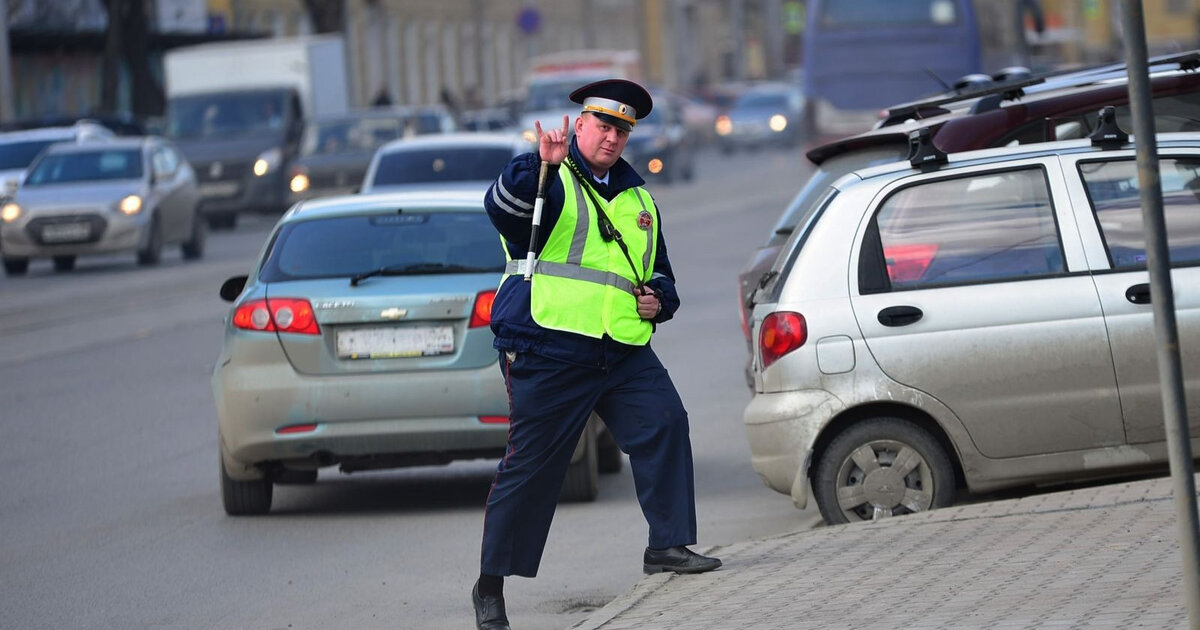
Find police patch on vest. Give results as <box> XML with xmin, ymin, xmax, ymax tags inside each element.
<box><xmin>637</xmin><ymin>209</ymin><xmax>653</xmax><ymax>230</ymax></box>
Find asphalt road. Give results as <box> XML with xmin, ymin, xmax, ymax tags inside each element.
<box><xmin>0</xmin><ymin>146</ymin><xmax>822</xmax><ymax>630</ymax></box>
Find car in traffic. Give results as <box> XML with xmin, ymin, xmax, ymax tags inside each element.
<box><xmin>212</xmin><ymin>189</ymin><xmax>620</xmax><ymax>515</ymax></box>
<box><xmin>621</xmin><ymin>93</ymin><xmax>695</xmax><ymax>184</ymax></box>
<box><xmin>287</xmin><ymin>109</ymin><xmax>413</xmax><ymax>204</ymax></box>
<box><xmin>715</xmin><ymin>82</ymin><xmax>805</xmax><ymax>153</ymax></box>
<box><xmin>737</xmin><ymin>52</ymin><xmax>1200</xmax><ymax>386</ymax></box>
<box><xmin>744</xmin><ymin>127</ymin><xmax>1200</xmax><ymax>526</ymax></box>
<box><xmin>0</xmin><ymin>121</ymin><xmax>114</xmax><ymax>200</ymax></box>
<box><xmin>0</xmin><ymin>137</ymin><xmax>204</xmax><ymax>275</ymax></box>
<box><xmin>359</xmin><ymin>132</ymin><xmax>531</xmax><ymax>194</ymax></box>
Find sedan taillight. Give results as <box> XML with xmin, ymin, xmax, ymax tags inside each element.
<box><xmin>759</xmin><ymin>311</ymin><xmax>806</xmax><ymax>369</ymax></box>
<box><xmin>232</xmin><ymin>298</ymin><xmax>320</xmax><ymax>335</ymax></box>
<box><xmin>470</xmin><ymin>289</ymin><xmax>496</xmax><ymax>328</ymax></box>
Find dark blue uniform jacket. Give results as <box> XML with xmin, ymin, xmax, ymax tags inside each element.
<box><xmin>483</xmin><ymin>139</ymin><xmax>681</xmax><ymax>368</ymax></box>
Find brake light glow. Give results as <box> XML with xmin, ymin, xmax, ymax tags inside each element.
<box><xmin>232</xmin><ymin>298</ymin><xmax>320</xmax><ymax>335</ymax></box>
<box><xmin>470</xmin><ymin>289</ymin><xmax>496</xmax><ymax>328</ymax></box>
<box><xmin>759</xmin><ymin>311</ymin><xmax>807</xmax><ymax>369</ymax></box>
<box><xmin>478</xmin><ymin>416</ymin><xmax>509</xmax><ymax>424</ymax></box>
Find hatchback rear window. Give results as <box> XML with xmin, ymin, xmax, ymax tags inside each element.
<box><xmin>372</xmin><ymin>148</ymin><xmax>513</xmax><ymax>187</ymax></box>
<box><xmin>259</xmin><ymin>211</ymin><xmax>504</xmax><ymax>282</ymax></box>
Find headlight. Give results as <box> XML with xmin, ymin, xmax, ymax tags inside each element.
<box><xmin>715</xmin><ymin>116</ymin><xmax>732</xmax><ymax>136</ymax></box>
<box><xmin>119</xmin><ymin>195</ymin><xmax>143</xmax><ymax>215</ymax></box>
<box><xmin>521</xmin><ymin>129</ymin><xmax>537</xmax><ymax>144</ymax></box>
<box><xmin>769</xmin><ymin>114</ymin><xmax>788</xmax><ymax>133</ymax></box>
<box><xmin>1</xmin><ymin>202</ymin><xmax>21</xmax><ymax>223</ymax></box>
<box><xmin>290</xmin><ymin>173</ymin><xmax>310</xmax><ymax>193</ymax></box>
<box><xmin>648</xmin><ymin>159</ymin><xmax>664</xmax><ymax>175</ymax></box>
<box><xmin>253</xmin><ymin>147</ymin><xmax>283</xmax><ymax>177</ymax></box>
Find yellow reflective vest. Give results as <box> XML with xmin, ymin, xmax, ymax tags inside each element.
<box><xmin>504</xmin><ymin>164</ymin><xmax>659</xmax><ymax>345</ymax></box>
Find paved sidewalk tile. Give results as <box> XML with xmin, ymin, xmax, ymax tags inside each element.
<box><xmin>572</xmin><ymin>475</ymin><xmax>1195</xmax><ymax>630</ymax></box>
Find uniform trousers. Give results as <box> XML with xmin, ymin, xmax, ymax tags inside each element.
<box><xmin>480</xmin><ymin>343</ymin><xmax>697</xmax><ymax>577</ymax></box>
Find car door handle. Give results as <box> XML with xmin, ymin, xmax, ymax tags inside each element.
<box><xmin>1125</xmin><ymin>283</ymin><xmax>1151</xmax><ymax>304</ymax></box>
<box><xmin>877</xmin><ymin>305</ymin><xmax>924</xmax><ymax>327</ymax></box>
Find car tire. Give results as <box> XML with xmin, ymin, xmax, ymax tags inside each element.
<box><xmin>52</xmin><ymin>255</ymin><xmax>76</xmax><ymax>272</ymax></box>
<box><xmin>560</xmin><ymin>427</ymin><xmax>599</xmax><ymax>503</ymax></box>
<box><xmin>598</xmin><ymin>429</ymin><xmax>624</xmax><ymax>474</ymax></box>
<box><xmin>813</xmin><ymin>417</ymin><xmax>955</xmax><ymax>525</ymax></box>
<box><xmin>136</xmin><ymin>215</ymin><xmax>163</xmax><ymax>266</ymax></box>
<box><xmin>3</xmin><ymin>256</ymin><xmax>28</xmax><ymax>276</ymax></box>
<box><xmin>221</xmin><ymin>456</ymin><xmax>273</xmax><ymax>516</ymax></box>
<box><xmin>181</xmin><ymin>209</ymin><xmax>206</xmax><ymax>260</ymax></box>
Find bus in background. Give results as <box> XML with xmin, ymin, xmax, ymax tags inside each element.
<box><xmin>802</xmin><ymin>0</ymin><xmax>981</xmax><ymax>136</ymax></box>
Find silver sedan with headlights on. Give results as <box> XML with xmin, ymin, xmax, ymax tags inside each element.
<box><xmin>0</xmin><ymin>137</ymin><xmax>204</xmax><ymax>275</ymax></box>
<box><xmin>212</xmin><ymin>190</ymin><xmax>619</xmax><ymax>515</ymax></box>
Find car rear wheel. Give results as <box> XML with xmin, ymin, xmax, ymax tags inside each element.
<box><xmin>52</xmin><ymin>255</ymin><xmax>76</xmax><ymax>272</ymax></box>
<box><xmin>560</xmin><ymin>426</ymin><xmax>599</xmax><ymax>503</ymax></box>
<box><xmin>813</xmin><ymin>417</ymin><xmax>954</xmax><ymax>525</ymax></box>
<box><xmin>3</xmin><ymin>256</ymin><xmax>28</xmax><ymax>276</ymax></box>
<box><xmin>136</xmin><ymin>215</ymin><xmax>163</xmax><ymax>266</ymax></box>
<box><xmin>181</xmin><ymin>210</ymin><xmax>206</xmax><ymax>260</ymax></box>
<box><xmin>221</xmin><ymin>457</ymin><xmax>273</xmax><ymax>516</ymax></box>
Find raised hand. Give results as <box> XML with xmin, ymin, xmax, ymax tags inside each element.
<box><xmin>534</xmin><ymin>115</ymin><xmax>570</xmax><ymax>165</ymax></box>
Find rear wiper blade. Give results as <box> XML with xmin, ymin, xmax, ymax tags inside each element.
<box><xmin>350</xmin><ymin>263</ymin><xmax>497</xmax><ymax>286</ymax></box>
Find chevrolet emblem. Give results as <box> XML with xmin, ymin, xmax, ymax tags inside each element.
<box><xmin>380</xmin><ymin>307</ymin><xmax>408</xmax><ymax>319</ymax></box>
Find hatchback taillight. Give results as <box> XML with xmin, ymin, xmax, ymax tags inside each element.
<box><xmin>759</xmin><ymin>311</ymin><xmax>806</xmax><ymax>369</ymax></box>
<box><xmin>232</xmin><ymin>298</ymin><xmax>320</xmax><ymax>335</ymax></box>
<box><xmin>470</xmin><ymin>289</ymin><xmax>496</xmax><ymax>328</ymax></box>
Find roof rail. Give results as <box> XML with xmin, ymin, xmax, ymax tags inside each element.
<box><xmin>879</xmin><ymin>49</ymin><xmax>1200</xmax><ymax>127</ymax></box>
<box><xmin>1088</xmin><ymin>106</ymin><xmax>1129</xmax><ymax>149</ymax></box>
<box><xmin>907</xmin><ymin>127</ymin><xmax>947</xmax><ymax>171</ymax></box>
<box><xmin>879</xmin><ymin>75</ymin><xmax>1045</xmax><ymax>126</ymax></box>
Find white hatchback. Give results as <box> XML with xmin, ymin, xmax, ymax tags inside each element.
<box><xmin>745</xmin><ymin>128</ymin><xmax>1200</xmax><ymax>524</ymax></box>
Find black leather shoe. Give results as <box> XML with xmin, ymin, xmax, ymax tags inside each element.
<box><xmin>472</xmin><ymin>580</ymin><xmax>511</xmax><ymax>630</ymax></box>
<box><xmin>643</xmin><ymin>546</ymin><xmax>722</xmax><ymax>574</ymax></box>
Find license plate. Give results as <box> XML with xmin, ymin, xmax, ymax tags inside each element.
<box><xmin>198</xmin><ymin>181</ymin><xmax>239</xmax><ymax>198</ymax></box>
<box><xmin>41</xmin><ymin>222</ymin><xmax>90</xmax><ymax>243</ymax></box>
<box><xmin>336</xmin><ymin>325</ymin><xmax>454</xmax><ymax>359</ymax></box>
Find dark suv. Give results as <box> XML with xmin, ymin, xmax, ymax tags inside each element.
<box><xmin>737</xmin><ymin>51</ymin><xmax>1200</xmax><ymax>386</ymax></box>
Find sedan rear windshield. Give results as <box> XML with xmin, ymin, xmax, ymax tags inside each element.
<box><xmin>259</xmin><ymin>211</ymin><xmax>505</xmax><ymax>282</ymax></box>
<box><xmin>24</xmin><ymin>149</ymin><xmax>143</xmax><ymax>185</ymax></box>
<box><xmin>0</xmin><ymin>139</ymin><xmax>59</xmax><ymax>170</ymax></box>
<box><xmin>371</xmin><ymin>148</ymin><xmax>514</xmax><ymax>187</ymax></box>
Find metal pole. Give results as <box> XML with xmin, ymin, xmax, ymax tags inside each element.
<box><xmin>1119</xmin><ymin>2</ymin><xmax>1200</xmax><ymax>627</ymax></box>
<box><xmin>0</xmin><ymin>0</ymin><xmax>16</xmax><ymax>122</ymax></box>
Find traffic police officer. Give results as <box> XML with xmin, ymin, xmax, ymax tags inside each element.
<box><xmin>473</xmin><ymin>78</ymin><xmax>721</xmax><ymax>630</ymax></box>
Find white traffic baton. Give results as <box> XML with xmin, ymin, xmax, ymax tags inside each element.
<box><xmin>523</xmin><ymin>160</ymin><xmax>551</xmax><ymax>281</ymax></box>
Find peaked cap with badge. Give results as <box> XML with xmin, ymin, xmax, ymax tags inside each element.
<box><xmin>569</xmin><ymin>78</ymin><xmax>654</xmax><ymax>132</ymax></box>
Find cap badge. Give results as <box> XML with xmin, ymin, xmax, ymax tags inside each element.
<box><xmin>637</xmin><ymin>210</ymin><xmax>653</xmax><ymax>230</ymax></box>
<box><xmin>618</xmin><ymin>104</ymin><xmax>629</xmax><ymax>115</ymax></box>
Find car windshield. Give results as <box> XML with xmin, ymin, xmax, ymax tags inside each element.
<box><xmin>300</xmin><ymin>116</ymin><xmax>405</xmax><ymax>157</ymax></box>
<box><xmin>526</xmin><ymin>78</ymin><xmax>595</xmax><ymax>112</ymax></box>
<box><xmin>167</xmin><ymin>90</ymin><xmax>287</xmax><ymax>139</ymax></box>
<box><xmin>260</xmin><ymin>211</ymin><xmax>505</xmax><ymax>282</ymax></box>
<box><xmin>371</xmin><ymin>147</ymin><xmax>514</xmax><ymax>187</ymax></box>
<box><xmin>24</xmin><ymin>149</ymin><xmax>143</xmax><ymax>185</ymax></box>
<box><xmin>0</xmin><ymin>139</ymin><xmax>63</xmax><ymax>170</ymax></box>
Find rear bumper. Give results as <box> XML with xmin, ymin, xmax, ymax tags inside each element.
<box><xmin>743</xmin><ymin>388</ymin><xmax>844</xmax><ymax>509</ymax></box>
<box><xmin>213</xmin><ymin>342</ymin><xmax>510</xmax><ymax>479</ymax></box>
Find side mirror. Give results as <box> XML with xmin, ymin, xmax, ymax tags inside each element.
<box><xmin>219</xmin><ymin>275</ymin><xmax>248</xmax><ymax>302</ymax></box>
